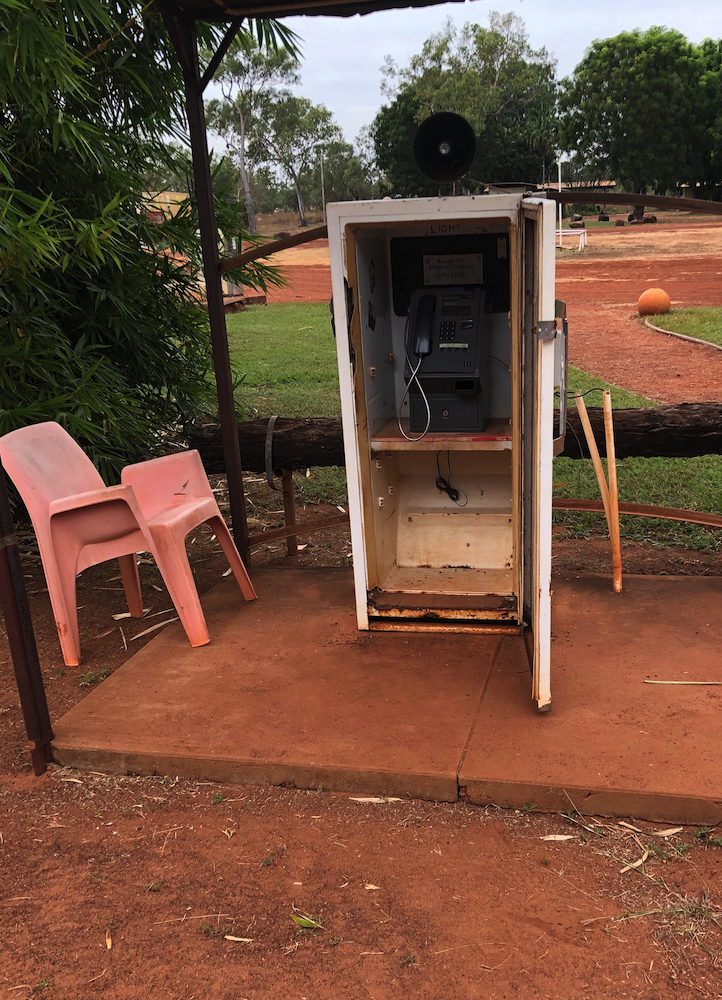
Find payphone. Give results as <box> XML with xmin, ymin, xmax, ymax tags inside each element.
<box><xmin>327</xmin><ymin>118</ymin><xmax>564</xmax><ymax>712</ymax></box>
<box><xmin>402</xmin><ymin>284</ymin><xmax>488</xmax><ymax>436</ymax></box>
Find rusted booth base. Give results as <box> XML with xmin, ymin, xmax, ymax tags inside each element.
<box><xmin>51</xmin><ymin>568</ymin><xmax>722</xmax><ymax>824</ymax></box>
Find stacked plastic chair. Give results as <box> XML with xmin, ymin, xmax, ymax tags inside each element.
<box><xmin>0</xmin><ymin>422</ymin><xmax>256</xmax><ymax>666</ymax></box>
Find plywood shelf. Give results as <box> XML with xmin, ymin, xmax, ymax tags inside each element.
<box><xmin>371</xmin><ymin>419</ymin><xmax>512</xmax><ymax>452</ymax></box>
<box><xmin>377</xmin><ymin>566</ymin><xmax>514</xmax><ymax>597</ymax></box>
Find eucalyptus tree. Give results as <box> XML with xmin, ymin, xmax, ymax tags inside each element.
<box><xmin>206</xmin><ymin>39</ymin><xmax>301</xmax><ymax>232</ymax></box>
<box><xmin>373</xmin><ymin>13</ymin><xmax>558</xmax><ymax>194</ymax></box>
<box><xmin>249</xmin><ymin>95</ymin><xmax>342</xmax><ymax>226</ymax></box>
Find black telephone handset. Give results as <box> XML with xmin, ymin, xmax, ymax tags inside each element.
<box><xmin>401</xmin><ymin>285</ymin><xmax>487</xmax><ymax>436</ymax></box>
<box><xmin>411</xmin><ymin>294</ymin><xmax>435</xmax><ymax>357</ymax></box>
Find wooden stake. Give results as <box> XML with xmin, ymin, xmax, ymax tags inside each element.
<box><xmin>602</xmin><ymin>390</ymin><xmax>623</xmax><ymax>593</ymax></box>
<box><xmin>573</xmin><ymin>392</ymin><xmax>621</xmax><ymax>593</ymax></box>
<box><xmin>281</xmin><ymin>469</ymin><xmax>298</xmax><ymax>557</ymax></box>
<box><xmin>573</xmin><ymin>393</ymin><xmax>610</xmax><ymax>521</ymax></box>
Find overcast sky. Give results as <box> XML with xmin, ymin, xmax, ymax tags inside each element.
<box><xmin>269</xmin><ymin>0</ymin><xmax>722</xmax><ymax>143</ymax></box>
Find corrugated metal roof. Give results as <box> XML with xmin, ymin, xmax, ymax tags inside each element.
<box><xmin>166</xmin><ymin>0</ymin><xmax>461</xmax><ymax>20</ymax></box>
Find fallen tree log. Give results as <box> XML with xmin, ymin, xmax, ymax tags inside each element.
<box><xmin>189</xmin><ymin>417</ymin><xmax>345</xmax><ymax>474</ymax></box>
<box><xmin>559</xmin><ymin>402</ymin><xmax>722</xmax><ymax>459</ymax></box>
<box><xmin>189</xmin><ymin>403</ymin><xmax>722</xmax><ymax>473</ymax></box>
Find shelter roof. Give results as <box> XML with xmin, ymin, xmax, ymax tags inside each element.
<box><xmin>166</xmin><ymin>0</ymin><xmax>459</xmax><ymax>20</ymax></box>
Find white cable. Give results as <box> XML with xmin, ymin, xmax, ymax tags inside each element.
<box><xmin>397</xmin><ymin>350</ymin><xmax>431</xmax><ymax>442</ymax></box>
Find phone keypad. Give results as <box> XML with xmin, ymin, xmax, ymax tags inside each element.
<box><xmin>438</xmin><ymin>321</ymin><xmax>456</xmax><ymax>342</ymax></box>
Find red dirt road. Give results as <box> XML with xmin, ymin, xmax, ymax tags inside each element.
<box><xmin>263</xmin><ymin>223</ymin><xmax>722</xmax><ymax>403</ymax></box>
<box><xmin>557</xmin><ymin>252</ymin><xmax>722</xmax><ymax>404</ymax></box>
<box><xmin>265</xmin><ymin>238</ymin><xmax>332</xmax><ymax>304</ymax></box>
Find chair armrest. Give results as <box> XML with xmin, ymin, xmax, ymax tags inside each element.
<box><xmin>48</xmin><ymin>484</ymin><xmax>139</xmax><ymax>517</ymax></box>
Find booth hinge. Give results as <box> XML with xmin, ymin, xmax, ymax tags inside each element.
<box><xmin>535</xmin><ymin>319</ymin><xmax>557</xmax><ymax>341</ymax></box>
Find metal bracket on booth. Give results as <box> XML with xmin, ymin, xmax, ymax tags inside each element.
<box><xmin>534</xmin><ymin>319</ymin><xmax>558</xmax><ymax>341</ymax></box>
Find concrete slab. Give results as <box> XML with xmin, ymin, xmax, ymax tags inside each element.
<box><xmin>459</xmin><ymin>574</ymin><xmax>722</xmax><ymax>824</ymax></box>
<box><xmin>52</xmin><ymin>567</ymin><xmax>499</xmax><ymax>802</ymax></box>
<box><xmin>52</xmin><ymin>569</ymin><xmax>722</xmax><ymax>823</ymax></box>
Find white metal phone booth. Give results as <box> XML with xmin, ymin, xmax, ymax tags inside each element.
<box><xmin>328</xmin><ymin>194</ymin><xmax>562</xmax><ymax>711</ymax></box>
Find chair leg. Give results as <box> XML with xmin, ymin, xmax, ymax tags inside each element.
<box><xmin>209</xmin><ymin>516</ymin><xmax>257</xmax><ymax>601</ymax></box>
<box><xmin>118</xmin><ymin>555</ymin><xmax>143</xmax><ymax>617</ymax></box>
<box><xmin>47</xmin><ymin>539</ymin><xmax>83</xmax><ymax>668</ymax></box>
<box><xmin>152</xmin><ymin>530</ymin><xmax>210</xmax><ymax>647</ymax></box>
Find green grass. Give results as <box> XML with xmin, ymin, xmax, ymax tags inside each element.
<box><xmin>645</xmin><ymin>307</ymin><xmax>722</xmax><ymax>347</ymax></box>
<box><xmin>294</xmin><ymin>466</ymin><xmax>348</xmax><ymax>507</ymax></box>
<box><xmin>557</xmin><ymin>368</ymin><xmax>720</xmax><ymax>549</ymax></box>
<box><xmin>561</xmin><ymin>212</ymin><xmax>709</xmax><ymax>231</ymax></box>
<box><xmin>227</xmin><ymin>303</ymin><xmax>346</xmax><ymax>507</ymax></box>
<box><xmin>226</xmin><ymin>303</ymin><xmax>340</xmax><ymax>419</ymax></box>
<box><xmin>553</xmin><ymin>455</ymin><xmax>722</xmax><ymax>550</ymax></box>
<box><xmin>564</xmin><ymin>366</ymin><xmax>658</xmax><ymax>408</ymax></box>
<box><xmin>226</xmin><ymin>304</ymin><xmax>720</xmax><ymax>550</ymax></box>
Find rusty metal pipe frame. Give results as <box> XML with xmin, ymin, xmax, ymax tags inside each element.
<box><xmin>0</xmin><ymin>465</ymin><xmax>53</xmax><ymax>775</ymax></box>
<box><xmin>248</xmin><ymin>512</ymin><xmax>350</xmax><ymax>548</ymax></box>
<box><xmin>281</xmin><ymin>470</ymin><xmax>298</xmax><ymax>557</ymax></box>
<box><xmin>552</xmin><ymin>498</ymin><xmax>722</xmax><ymax>528</ymax></box>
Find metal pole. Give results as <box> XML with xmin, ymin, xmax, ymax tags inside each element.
<box><xmin>0</xmin><ymin>464</ymin><xmax>53</xmax><ymax>774</ymax></box>
<box><xmin>320</xmin><ymin>149</ymin><xmax>326</xmax><ymax>221</ymax></box>
<box><xmin>557</xmin><ymin>159</ymin><xmax>563</xmax><ymax>246</ymax></box>
<box><xmin>177</xmin><ymin>14</ymin><xmax>251</xmax><ymax>564</ymax></box>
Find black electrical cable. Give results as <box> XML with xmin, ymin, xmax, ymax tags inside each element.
<box><xmin>564</xmin><ymin>387</ymin><xmax>606</xmax><ymax>398</ymax></box>
<box><xmin>567</xmin><ymin>416</ymin><xmax>587</xmax><ymax>459</ymax></box>
<box><xmin>435</xmin><ymin>452</ymin><xmax>468</xmax><ymax>507</ymax></box>
<box><xmin>553</xmin><ymin>389</ymin><xmax>594</xmax><ymax>457</ymax></box>
<box><xmin>489</xmin><ymin>354</ymin><xmax>511</xmax><ymax>372</ymax></box>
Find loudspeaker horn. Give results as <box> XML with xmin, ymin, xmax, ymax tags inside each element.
<box><xmin>413</xmin><ymin>112</ymin><xmax>476</xmax><ymax>184</ymax></box>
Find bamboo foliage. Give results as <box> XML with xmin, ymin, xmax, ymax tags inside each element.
<box><xmin>0</xmin><ymin>0</ymin><xmax>289</xmax><ymax>486</ymax></box>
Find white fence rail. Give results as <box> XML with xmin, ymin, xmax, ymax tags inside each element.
<box><xmin>556</xmin><ymin>228</ymin><xmax>588</xmax><ymax>250</ymax></box>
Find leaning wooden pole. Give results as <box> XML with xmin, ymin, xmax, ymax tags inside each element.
<box><xmin>574</xmin><ymin>393</ymin><xmax>611</xmax><ymax>521</ymax></box>
<box><xmin>602</xmin><ymin>390</ymin><xmax>623</xmax><ymax>593</ymax></box>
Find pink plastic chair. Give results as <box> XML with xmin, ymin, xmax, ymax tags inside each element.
<box><xmin>0</xmin><ymin>423</ymin><xmax>255</xmax><ymax>666</ymax></box>
<box><xmin>121</xmin><ymin>450</ymin><xmax>256</xmax><ymax>647</ymax></box>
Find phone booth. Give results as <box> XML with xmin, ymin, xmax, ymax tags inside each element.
<box><xmin>328</xmin><ymin>191</ymin><xmax>565</xmax><ymax>711</ymax></box>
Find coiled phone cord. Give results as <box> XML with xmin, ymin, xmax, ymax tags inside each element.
<box><xmin>397</xmin><ymin>316</ymin><xmax>431</xmax><ymax>442</ymax></box>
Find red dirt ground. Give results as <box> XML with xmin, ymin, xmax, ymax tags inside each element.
<box><xmin>557</xmin><ymin>221</ymin><xmax>722</xmax><ymax>404</ymax></box>
<box><xmin>5</xmin><ymin>769</ymin><xmax>722</xmax><ymax>999</ymax></box>
<box><xmin>265</xmin><ymin>238</ymin><xmax>332</xmax><ymax>304</ymax></box>
<box><xmin>2</xmin><ymin>216</ymin><xmax>722</xmax><ymax>998</ymax></box>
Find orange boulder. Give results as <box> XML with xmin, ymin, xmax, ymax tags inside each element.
<box><xmin>637</xmin><ymin>288</ymin><xmax>671</xmax><ymax>316</ymax></box>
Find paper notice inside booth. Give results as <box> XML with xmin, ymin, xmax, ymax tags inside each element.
<box><xmin>423</xmin><ymin>253</ymin><xmax>484</xmax><ymax>286</ymax></box>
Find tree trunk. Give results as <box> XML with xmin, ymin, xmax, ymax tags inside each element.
<box><xmin>291</xmin><ymin>171</ymin><xmax>307</xmax><ymax>226</ymax></box>
<box><xmin>237</xmin><ymin>113</ymin><xmax>257</xmax><ymax>234</ymax></box>
<box><xmin>189</xmin><ymin>404</ymin><xmax>722</xmax><ymax>474</ymax></box>
<box><xmin>189</xmin><ymin>417</ymin><xmax>345</xmax><ymax>473</ymax></box>
<box><xmin>560</xmin><ymin>402</ymin><xmax>722</xmax><ymax>459</ymax></box>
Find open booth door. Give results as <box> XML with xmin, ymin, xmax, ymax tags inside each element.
<box><xmin>521</xmin><ymin>197</ymin><xmax>556</xmax><ymax>712</ymax></box>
